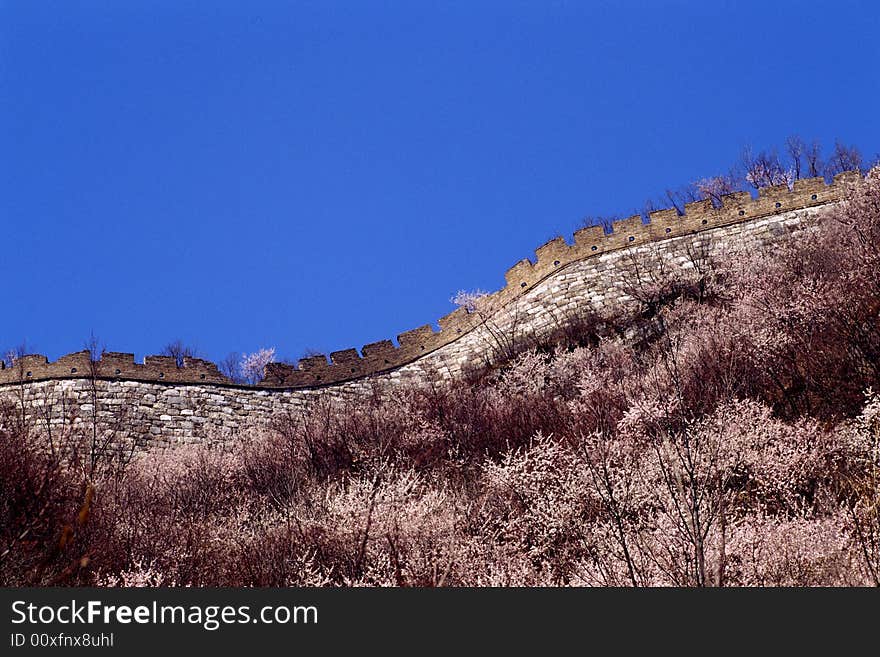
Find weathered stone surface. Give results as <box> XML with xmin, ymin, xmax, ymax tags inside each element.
<box><xmin>0</xmin><ymin>189</ymin><xmax>850</xmax><ymax>447</ymax></box>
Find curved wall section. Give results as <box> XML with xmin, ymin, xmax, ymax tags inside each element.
<box><xmin>0</xmin><ymin>172</ymin><xmax>859</xmax><ymax>447</ymax></box>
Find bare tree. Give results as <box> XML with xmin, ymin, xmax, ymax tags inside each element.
<box><xmin>826</xmin><ymin>141</ymin><xmax>863</xmax><ymax>176</ymax></box>
<box><xmin>660</xmin><ymin>171</ymin><xmax>744</xmax><ymax>214</ymax></box>
<box><xmin>2</xmin><ymin>342</ymin><xmax>28</xmax><ymax>369</ymax></box>
<box><xmin>694</xmin><ymin>174</ymin><xmax>740</xmax><ymax>208</ymax></box>
<box><xmin>805</xmin><ymin>140</ymin><xmax>824</xmax><ymax>178</ymax></box>
<box><xmin>83</xmin><ymin>332</ymin><xmax>115</xmax><ymax>479</ymax></box>
<box><xmin>161</xmin><ymin>340</ymin><xmax>199</xmax><ymax>368</ymax></box>
<box><xmin>3</xmin><ymin>342</ymin><xmax>31</xmax><ymax>434</ymax></box>
<box><xmin>624</xmin><ymin>314</ymin><xmax>735</xmax><ymax>586</ymax></box>
<box><xmin>786</xmin><ymin>135</ymin><xmax>805</xmax><ymax>180</ymax></box>
<box><xmin>85</xmin><ymin>331</ymin><xmax>104</xmax><ymax>363</ymax></box>
<box><xmin>218</xmin><ymin>352</ymin><xmax>242</xmax><ymax>383</ymax></box>
<box><xmin>741</xmin><ymin>147</ymin><xmax>793</xmax><ymax>189</ymax></box>
<box><xmin>581</xmin><ymin>214</ymin><xmax>621</xmax><ymax>234</ymax></box>
<box><xmin>451</xmin><ymin>290</ymin><xmax>529</xmax><ymax>367</ymax></box>
<box><xmin>664</xmin><ymin>186</ymin><xmax>701</xmax><ymax>216</ymax></box>
<box><xmin>579</xmin><ymin>430</ymin><xmax>644</xmax><ymax>586</ymax></box>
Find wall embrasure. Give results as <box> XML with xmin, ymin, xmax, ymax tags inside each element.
<box><xmin>0</xmin><ymin>172</ymin><xmax>859</xmax><ymax>447</ymax></box>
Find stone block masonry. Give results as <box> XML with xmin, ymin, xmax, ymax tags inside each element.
<box><xmin>0</xmin><ymin>172</ymin><xmax>861</xmax><ymax>447</ymax></box>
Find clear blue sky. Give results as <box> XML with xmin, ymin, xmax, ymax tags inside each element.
<box><xmin>2</xmin><ymin>1</ymin><xmax>879</xmax><ymax>364</ymax></box>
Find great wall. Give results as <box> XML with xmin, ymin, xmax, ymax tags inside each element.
<box><xmin>0</xmin><ymin>171</ymin><xmax>861</xmax><ymax>447</ymax></box>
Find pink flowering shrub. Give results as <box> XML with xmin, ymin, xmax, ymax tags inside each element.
<box><xmin>240</xmin><ymin>347</ymin><xmax>276</xmax><ymax>384</ymax></box>
<box><xmin>724</xmin><ymin>513</ymin><xmax>862</xmax><ymax>586</ymax></box>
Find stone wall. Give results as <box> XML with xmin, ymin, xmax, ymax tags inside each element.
<box><xmin>0</xmin><ymin>172</ymin><xmax>859</xmax><ymax>447</ymax></box>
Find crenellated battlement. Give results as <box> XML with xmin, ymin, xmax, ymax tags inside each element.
<box><xmin>0</xmin><ymin>350</ymin><xmax>229</xmax><ymax>386</ymax></box>
<box><xmin>0</xmin><ymin>172</ymin><xmax>860</xmax><ymax>390</ymax></box>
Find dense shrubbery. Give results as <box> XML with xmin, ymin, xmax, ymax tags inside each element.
<box><xmin>2</xmin><ymin>171</ymin><xmax>879</xmax><ymax>587</ymax></box>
